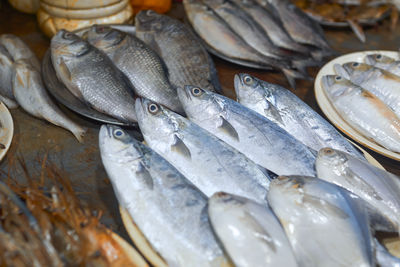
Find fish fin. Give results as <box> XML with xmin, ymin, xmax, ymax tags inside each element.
<box><xmin>58</xmin><ymin>59</ymin><xmax>84</xmax><ymax>100</ymax></box>
<box><xmin>243</xmin><ymin>210</ymin><xmax>276</xmax><ymax>252</ymax></box>
<box><xmin>136</xmin><ymin>162</ymin><xmax>154</xmax><ymax>189</ymax></box>
<box><xmin>171</xmin><ymin>134</ymin><xmax>191</xmax><ymax>159</ymax></box>
<box><xmin>347</xmin><ymin>20</ymin><xmax>366</xmax><ymax>43</ymax></box>
<box><xmin>15</xmin><ymin>71</ymin><xmax>25</xmax><ymax>88</ymax></box>
<box><xmin>303</xmin><ymin>194</ymin><xmax>350</xmax><ymax>219</ymax></box>
<box><xmin>0</xmin><ymin>93</ymin><xmax>18</xmax><ymax>109</ymax></box>
<box><xmin>218</xmin><ymin>116</ymin><xmax>239</xmax><ymax>141</ymax></box>
<box><xmin>264</xmin><ymin>101</ymin><xmax>284</xmax><ymax>127</ymax></box>
<box><xmin>282</xmin><ymin>69</ymin><xmax>312</xmax><ymax>90</ymax></box>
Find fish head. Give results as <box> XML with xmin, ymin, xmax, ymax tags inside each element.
<box><xmin>178</xmin><ymin>85</ymin><xmax>225</xmax><ymax>125</ymax></box>
<box><xmin>135</xmin><ymin>10</ymin><xmax>165</xmax><ymax>33</ymax></box>
<box><xmin>321</xmin><ymin>75</ymin><xmax>354</xmax><ymax>100</ymax></box>
<box><xmin>135</xmin><ymin>98</ymin><xmax>184</xmax><ymax>146</ymax></box>
<box><xmin>365</xmin><ymin>54</ymin><xmax>395</xmax><ymax>65</ymax></box>
<box><xmin>342</xmin><ymin>62</ymin><xmax>372</xmax><ymax>77</ymax></box>
<box><xmin>87</xmin><ymin>25</ymin><xmax>125</xmax><ymax>50</ymax></box>
<box><xmin>317</xmin><ymin>148</ymin><xmax>348</xmax><ymax>169</ymax></box>
<box><xmin>51</xmin><ymin>30</ymin><xmax>91</xmax><ymax>59</ymax></box>
<box><xmin>234</xmin><ymin>73</ymin><xmax>270</xmax><ymax>105</ymax></box>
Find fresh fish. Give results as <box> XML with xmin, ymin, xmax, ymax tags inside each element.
<box><xmin>0</xmin><ymin>44</ymin><xmax>18</xmax><ymax>108</ymax></box>
<box><xmin>99</xmin><ymin>125</ymin><xmax>229</xmax><ymax>267</ymax></box>
<box><xmin>342</xmin><ymin>62</ymin><xmax>400</xmax><ymax>118</ymax></box>
<box><xmin>365</xmin><ymin>53</ymin><xmax>400</xmax><ymax>76</ymax></box>
<box><xmin>257</xmin><ymin>0</ymin><xmax>332</xmax><ymax>52</ymax></box>
<box><xmin>0</xmin><ymin>34</ymin><xmax>40</xmax><ymax>71</ymax></box>
<box><xmin>231</xmin><ymin>0</ymin><xmax>311</xmax><ymax>55</ymax></box>
<box><xmin>234</xmin><ymin>73</ymin><xmax>365</xmax><ymax>160</ymax></box>
<box><xmin>322</xmin><ymin>75</ymin><xmax>400</xmax><ymax>152</ymax></box>
<box><xmin>135</xmin><ymin>98</ymin><xmax>271</xmax><ymax>203</ymax></box>
<box><xmin>51</xmin><ymin>30</ymin><xmax>137</xmax><ymax>123</ymax></box>
<box><xmin>177</xmin><ymin>85</ymin><xmax>316</xmax><ymax>176</ymax></box>
<box><xmin>183</xmin><ymin>0</ymin><xmax>307</xmax><ymax>88</ymax></box>
<box><xmin>12</xmin><ymin>59</ymin><xmax>86</xmax><ymax>142</ymax></box>
<box><xmin>268</xmin><ymin>175</ymin><xmax>375</xmax><ymax>267</ymax></box>
<box><xmin>135</xmin><ymin>10</ymin><xmax>222</xmax><ymax>93</ymax></box>
<box><xmin>87</xmin><ymin>25</ymin><xmax>183</xmax><ymax>114</ymax></box>
<box><xmin>316</xmin><ymin>147</ymin><xmax>400</xmax><ymax>228</ymax></box>
<box><xmin>208</xmin><ymin>192</ymin><xmax>298</xmax><ymax>267</ymax></box>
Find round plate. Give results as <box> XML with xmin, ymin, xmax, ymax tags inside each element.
<box><xmin>42</xmin><ymin>25</ymin><xmax>137</xmax><ymax>126</ymax></box>
<box><xmin>315</xmin><ymin>50</ymin><xmax>400</xmax><ymax>161</ymax></box>
<box><xmin>0</xmin><ymin>102</ymin><xmax>13</xmax><ymax>161</ymax></box>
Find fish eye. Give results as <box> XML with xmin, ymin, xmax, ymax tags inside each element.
<box><xmin>63</xmin><ymin>31</ymin><xmax>74</xmax><ymax>39</ymax></box>
<box><xmin>376</xmin><ymin>54</ymin><xmax>382</xmax><ymax>59</ymax></box>
<box><xmin>352</xmin><ymin>62</ymin><xmax>360</xmax><ymax>67</ymax></box>
<box><xmin>191</xmin><ymin>87</ymin><xmax>203</xmax><ymax>97</ymax></box>
<box><xmin>335</xmin><ymin>76</ymin><xmax>342</xmax><ymax>81</ymax></box>
<box><xmin>113</xmin><ymin>129</ymin><xmax>125</xmax><ymax>138</ymax></box>
<box><xmin>146</xmin><ymin>10</ymin><xmax>156</xmax><ymax>16</ymax></box>
<box><xmin>243</xmin><ymin>75</ymin><xmax>253</xmax><ymax>85</ymax></box>
<box><xmin>148</xmin><ymin>103</ymin><xmax>160</xmax><ymax>114</ymax></box>
<box><xmin>323</xmin><ymin>148</ymin><xmax>334</xmax><ymax>155</ymax></box>
<box><xmin>96</xmin><ymin>26</ymin><xmax>106</xmax><ymax>34</ymax></box>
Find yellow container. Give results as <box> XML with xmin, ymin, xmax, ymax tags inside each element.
<box><xmin>131</xmin><ymin>0</ymin><xmax>172</xmax><ymax>14</ymax></box>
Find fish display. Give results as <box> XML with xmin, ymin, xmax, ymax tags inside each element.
<box><xmin>322</xmin><ymin>75</ymin><xmax>400</xmax><ymax>152</ymax></box>
<box><xmin>316</xmin><ymin>147</ymin><xmax>400</xmax><ymax>228</ymax></box>
<box><xmin>135</xmin><ymin>10</ymin><xmax>221</xmax><ymax>93</ymax></box>
<box><xmin>87</xmin><ymin>25</ymin><xmax>183</xmax><ymax>113</ymax></box>
<box><xmin>135</xmin><ymin>98</ymin><xmax>271</xmax><ymax>203</ymax></box>
<box><xmin>341</xmin><ymin>62</ymin><xmax>400</xmax><ymax>118</ymax></box>
<box><xmin>99</xmin><ymin>125</ymin><xmax>229</xmax><ymax>267</ymax></box>
<box><xmin>12</xmin><ymin>59</ymin><xmax>86</xmax><ymax>142</ymax></box>
<box><xmin>365</xmin><ymin>53</ymin><xmax>400</xmax><ymax>76</ymax></box>
<box><xmin>268</xmin><ymin>175</ymin><xmax>375</xmax><ymax>267</ymax></box>
<box><xmin>208</xmin><ymin>192</ymin><xmax>298</xmax><ymax>267</ymax></box>
<box><xmin>234</xmin><ymin>73</ymin><xmax>365</xmax><ymax>159</ymax></box>
<box><xmin>177</xmin><ymin>86</ymin><xmax>316</xmax><ymax>176</ymax></box>
<box><xmin>51</xmin><ymin>30</ymin><xmax>137</xmax><ymax>123</ymax></box>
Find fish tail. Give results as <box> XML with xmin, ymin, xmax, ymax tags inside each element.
<box><xmin>282</xmin><ymin>68</ymin><xmax>312</xmax><ymax>90</ymax></box>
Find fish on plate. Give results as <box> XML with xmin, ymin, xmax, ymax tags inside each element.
<box><xmin>322</xmin><ymin>75</ymin><xmax>400</xmax><ymax>152</ymax></box>
<box><xmin>208</xmin><ymin>192</ymin><xmax>298</xmax><ymax>267</ymax></box>
<box><xmin>135</xmin><ymin>10</ymin><xmax>222</xmax><ymax>93</ymax></box>
<box><xmin>234</xmin><ymin>73</ymin><xmax>365</xmax><ymax>160</ymax></box>
<box><xmin>135</xmin><ymin>98</ymin><xmax>271</xmax><ymax>203</ymax></box>
<box><xmin>51</xmin><ymin>30</ymin><xmax>137</xmax><ymax>123</ymax></box>
<box><xmin>177</xmin><ymin>85</ymin><xmax>316</xmax><ymax>176</ymax></box>
<box><xmin>87</xmin><ymin>25</ymin><xmax>183</xmax><ymax>114</ymax></box>
<box><xmin>99</xmin><ymin>125</ymin><xmax>230</xmax><ymax>267</ymax></box>
<box><xmin>365</xmin><ymin>53</ymin><xmax>400</xmax><ymax>76</ymax></box>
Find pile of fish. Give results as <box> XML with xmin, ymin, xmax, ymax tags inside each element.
<box><xmin>99</xmin><ymin>73</ymin><xmax>400</xmax><ymax>266</ymax></box>
<box><xmin>0</xmin><ymin>161</ymin><xmax>145</xmax><ymax>266</ymax></box>
<box><xmin>183</xmin><ymin>0</ymin><xmax>335</xmax><ymax>87</ymax></box>
<box><xmin>0</xmin><ymin>34</ymin><xmax>86</xmax><ymax>142</ymax></box>
<box><xmin>48</xmin><ymin>11</ymin><xmax>221</xmax><ymax>126</ymax></box>
<box><xmin>322</xmin><ymin>53</ymin><xmax>400</xmax><ymax>153</ymax></box>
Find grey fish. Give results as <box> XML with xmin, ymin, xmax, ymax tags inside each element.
<box><xmin>0</xmin><ymin>34</ymin><xmax>40</xmax><ymax>71</ymax></box>
<box><xmin>230</xmin><ymin>0</ymin><xmax>311</xmax><ymax>55</ymax></box>
<box><xmin>177</xmin><ymin>85</ymin><xmax>316</xmax><ymax>176</ymax></box>
<box><xmin>342</xmin><ymin>62</ymin><xmax>400</xmax><ymax>118</ymax></box>
<box><xmin>208</xmin><ymin>192</ymin><xmax>298</xmax><ymax>267</ymax></box>
<box><xmin>12</xmin><ymin>59</ymin><xmax>86</xmax><ymax>142</ymax></box>
<box><xmin>135</xmin><ymin>10</ymin><xmax>221</xmax><ymax>93</ymax></box>
<box><xmin>51</xmin><ymin>30</ymin><xmax>137</xmax><ymax>123</ymax></box>
<box><xmin>0</xmin><ymin>45</ymin><xmax>18</xmax><ymax>108</ymax></box>
<box><xmin>99</xmin><ymin>125</ymin><xmax>229</xmax><ymax>267</ymax></box>
<box><xmin>268</xmin><ymin>175</ymin><xmax>375</xmax><ymax>267</ymax></box>
<box><xmin>257</xmin><ymin>0</ymin><xmax>332</xmax><ymax>52</ymax></box>
<box><xmin>135</xmin><ymin>98</ymin><xmax>271</xmax><ymax>203</ymax></box>
<box><xmin>365</xmin><ymin>54</ymin><xmax>400</xmax><ymax>76</ymax></box>
<box><xmin>234</xmin><ymin>73</ymin><xmax>365</xmax><ymax>160</ymax></box>
<box><xmin>87</xmin><ymin>25</ymin><xmax>183</xmax><ymax>114</ymax></box>
<box><xmin>316</xmin><ymin>147</ymin><xmax>400</xmax><ymax>228</ymax></box>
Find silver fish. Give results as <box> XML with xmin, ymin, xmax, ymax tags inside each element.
<box><xmin>322</xmin><ymin>75</ymin><xmax>400</xmax><ymax>152</ymax></box>
<box><xmin>0</xmin><ymin>34</ymin><xmax>40</xmax><ymax>71</ymax></box>
<box><xmin>12</xmin><ymin>59</ymin><xmax>86</xmax><ymax>142</ymax></box>
<box><xmin>0</xmin><ymin>44</ymin><xmax>18</xmax><ymax>108</ymax></box>
<box><xmin>99</xmin><ymin>125</ymin><xmax>229</xmax><ymax>267</ymax></box>
<box><xmin>135</xmin><ymin>10</ymin><xmax>221</xmax><ymax>93</ymax></box>
<box><xmin>135</xmin><ymin>98</ymin><xmax>270</xmax><ymax>203</ymax></box>
<box><xmin>268</xmin><ymin>175</ymin><xmax>374</xmax><ymax>267</ymax></box>
<box><xmin>342</xmin><ymin>62</ymin><xmax>400</xmax><ymax>118</ymax></box>
<box><xmin>51</xmin><ymin>30</ymin><xmax>137</xmax><ymax>123</ymax></box>
<box><xmin>87</xmin><ymin>25</ymin><xmax>183</xmax><ymax>113</ymax></box>
<box><xmin>234</xmin><ymin>73</ymin><xmax>365</xmax><ymax>160</ymax></box>
<box><xmin>365</xmin><ymin>54</ymin><xmax>400</xmax><ymax>76</ymax></box>
<box><xmin>178</xmin><ymin>85</ymin><xmax>316</xmax><ymax>176</ymax></box>
<box><xmin>316</xmin><ymin>147</ymin><xmax>400</xmax><ymax>228</ymax></box>
<box><xmin>208</xmin><ymin>192</ymin><xmax>298</xmax><ymax>267</ymax></box>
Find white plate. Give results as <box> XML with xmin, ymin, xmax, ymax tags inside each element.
<box><xmin>315</xmin><ymin>50</ymin><xmax>400</xmax><ymax>162</ymax></box>
<box><xmin>0</xmin><ymin>102</ymin><xmax>13</xmax><ymax>161</ymax></box>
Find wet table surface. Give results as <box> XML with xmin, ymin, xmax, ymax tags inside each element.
<box><xmin>0</xmin><ymin>0</ymin><xmax>399</xmax><ymax>241</ymax></box>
